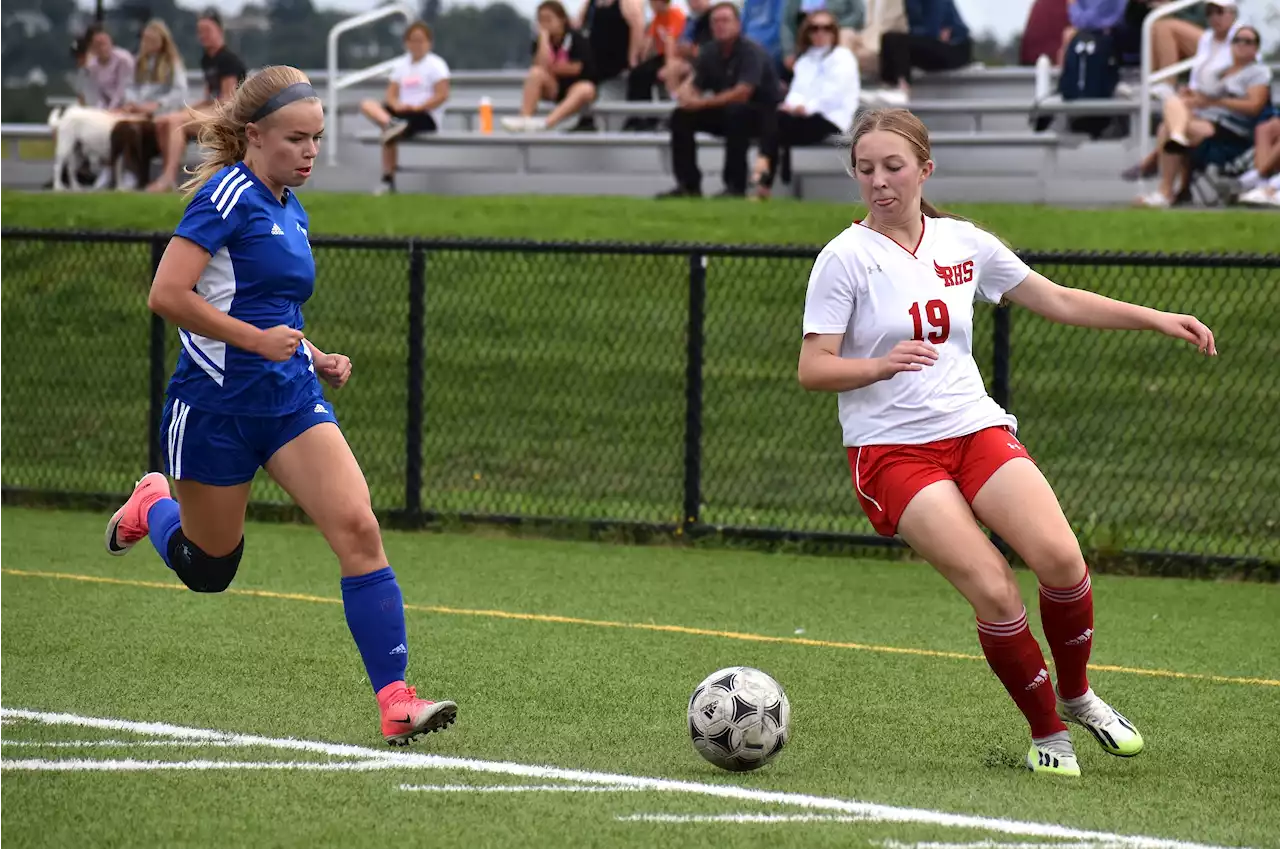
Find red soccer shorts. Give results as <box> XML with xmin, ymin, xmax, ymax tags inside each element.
<box><xmin>847</xmin><ymin>426</ymin><xmax>1034</xmax><ymax>537</ymax></box>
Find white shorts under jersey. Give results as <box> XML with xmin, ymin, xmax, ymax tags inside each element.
<box><xmin>802</xmin><ymin>215</ymin><xmax>1032</xmax><ymax>447</ymax></box>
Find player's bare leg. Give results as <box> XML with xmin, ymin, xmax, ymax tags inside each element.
<box><xmin>897</xmin><ymin>481</ymin><xmax>1080</xmax><ymax>776</ymax></box>
<box><xmin>266</xmin><ymin>422</ymin><xmax>457</xmax><ymax>745</ymax></box>
<box><xmin>972</xmin><ymin>458</ymin><xmax>1144</xmax><ymax>758</ymax></box>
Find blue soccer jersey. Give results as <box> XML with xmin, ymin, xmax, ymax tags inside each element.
<box><xmin>168</xmin><ymin>162</ymin><xmax>323</xmax><ymax>417</ymax></box>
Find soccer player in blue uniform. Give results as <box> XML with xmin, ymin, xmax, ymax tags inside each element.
<box><xmin>104</xmin><ymin>65</ymin><xmax>457</xmax><ymax>746</ymax></box>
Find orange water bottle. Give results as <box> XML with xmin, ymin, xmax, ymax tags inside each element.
<box><xmin>478</xmin><ymin>96</ymin><xmax>493</xmax><ymax>134</ymax></box>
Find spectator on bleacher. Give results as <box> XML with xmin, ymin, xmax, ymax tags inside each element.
<box><xmin>851</xmin><ymin>0</ymin><xmax>907</xmax><ymax>77</ymax></box>
<box><xmin>504</xmin><ymin>1</ymin><xmax>598</xmax><ymax>132</ymax></box>
<box><xmin>109</xmin><ymin>19</ymin><xmax>188</xmax><ymax>190</ymax></box>
<box><xmin>1019</xmin><ymin>0</ymin><xmax>1070</xmax><ymax>65</ymax></box>
<box><xmin>622</xmin><ymin>0</ymin><xmax>688</xmax><ymax>129</ymax></box>
<box><xmin>876</xmin><ymin>0</ymin><xmax>971</xmax><ymax>104</ymax></box>
<box><xmin>1060</xmin><ymin>0</ymin><xmax>1127</xmax><ymax>64</ymax></box>
<box><xmin>1122</xmin><ymin>0</ymin><xmax>1241</xmax><ymax>181</ymax></box>
<box><xmin>1142</xmin><ymin>0</ymin><xmax>1233</xmax><ymax>77</ymax></box>
<box><xmin>753</xmin><ymin>10</ymin><xmax>859</xmax><ymax>198</ymax></box>
<box><xmin>1236</xmin><ymin>112</ymin><xmax>1280</xmax><ymax>206</ymax></box>
<box><xmin>1136</xmin><ymin>25</ymin><xmax>1270</xmax><ymax>207</ymax></box>
<box><xmin>146</xmin><ymin>9</ymin><xmax>246</xmax><ymax>192</ymax></box>
<box><xmin>578</xmin><ymin>0</ymin><xmax>647</xmax><ymax>87</ymax></box>
<box><xmin>657</xmin><ymin>0</ymin><xmax>715</xmax><ymax>99</ymax></box>
<box><xmin>359</xmin><ymin>21</ymin><xmax>451</xmax><ymax>195</ymax></box>
<box><xmin>657</xmin><ymin>1</ymin><xmax>782</xmax><ymax>198</ymax></box>
<box><xmin>742</xmin><ymin>0</ymin><xmax>787</xmax><ymax>68</ymax></box>
<box><xmin>780</xmin><ymin>0</ymin><xmax>864</xmax><ymax>70</ymax></box>
<box><xmin>83</xmin><ymin>23</ymin><xmax>136</xmax><ymax>110</ymax></box>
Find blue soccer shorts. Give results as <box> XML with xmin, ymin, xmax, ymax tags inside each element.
<box><xmin>160</xmin><ymin>396</ymin><xmax>340</xmax><ymax>486</ymax></box>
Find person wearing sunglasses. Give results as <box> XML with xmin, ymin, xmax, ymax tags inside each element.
<box><xmin>1136</xmin><ymin>25</ymin><xmax>1271</xmax><ymax>207</ymax></box>
<box><xmin>752</xmin><ymin>11</ymin><xmax>860</xmax><ymax>198</ymax></box>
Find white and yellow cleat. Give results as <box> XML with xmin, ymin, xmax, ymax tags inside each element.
<box><xmin>1025</xmin><ymin>732</ymin><xmax>1081</xmax><ymax>777</ymax></box>
<box><xmin>1058</xmin><ymin>688</ymin><xmax>1145</xmax><ymax>757</ymax></box>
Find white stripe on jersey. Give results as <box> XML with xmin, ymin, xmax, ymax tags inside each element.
<box><xmin>210</xmin><ymin>167</ymin><xmax>242</xmax><ymax>207</ymax></box>
<box><xmin>179</xmin><ymin>331</ymin><xmax>225</xmax><ymax>386</ymax></box>
<box><xmin>167</xmin><ymin>401</ymin><xmax>180</xmax><ymax>477</ymax></box>
<box><xmin>213</xmin><ymin>173</ymin><xmax>246</xmax><ymax>214</ymax></box>
<box><xmin>221</xmin><ymin>180</ymin><xmax>253</xmax><ymax>220</ymax></box>
<box><xmin>173</xmin><ymin>402</ymin><xmax>190</xmax><ymax>480</ymax></box>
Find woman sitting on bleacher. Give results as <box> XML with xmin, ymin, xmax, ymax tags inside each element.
<box><xmin>109</xmin><ymin>19</ymin><xmax>188</xmax><ymax>191</ymax></box>
<box><xmin>875</xmin><ymin>0</ymin><xmax>970</xmax><ymax>105</ymax></box>
<box><xmin>502</xmin><ymin>0</ymin><xmax>599</xmax><ymax>132</ymax></box>
<box><xmin>1236</xmin><ymin>111</ymin><xmax>1280</xmax><ymax>207</ymax></box>
<box><xmin>1136</xmin><ymin>25</ymin><xmax>1270</xmax><ymax>208</ymax></box>
<box><xmin>752</xmin><ymin>11</ymin><xmax>860</xmax><ymax>198</ymax></box>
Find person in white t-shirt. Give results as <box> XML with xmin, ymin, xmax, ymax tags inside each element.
<box><xmin>800</xmin><ymin>108</ymin><xmax>1216</xmax><ymax>778</ymax></box>
<box><xmin>359</xmin><ymin>21</ymin><xmax>451</xmax><ymax>194</ymax></box>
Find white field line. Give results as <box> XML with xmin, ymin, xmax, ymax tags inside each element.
<box><xmin>400</xmin><ymin>784</ymin><xmax>641</xmax><ymax>793</ymax></box>
<box><xmin>0</xmin><ymin>707</ymin><xmax>1237</xmax><ymax>849</ymax></box>
<box><xmin>619</xmin><ymin>814</ymin><xmax>873</xmax><ymax>824</ymax></box>
<box><xmin>876</xmin><ymin>842</ymin><xmax>1131</xmax><ymax>849</ymax></box>
<box><xmin>2</xmin><ymin>758</ymin><xmax>399</xmax><ymax>772</ymax></box>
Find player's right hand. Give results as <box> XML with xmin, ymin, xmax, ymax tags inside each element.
<box><xmin>256</xmin><ymin>325</ymin><xmax>305</xmax><ymax>362</ymax></box>
<box><xmin>879</xmin><ymin>340</ymin><xmax>939</xmax><ymax>379</ymax></box>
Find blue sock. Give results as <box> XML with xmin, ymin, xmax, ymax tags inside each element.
<box><xmin>341</xmin><ymin>566</ymin><xmax>408</xmax><ymax>694</ymax></box>
<box><xmin>147</xmin><ymin>498</ymin><xmax>182</xmax><ymax>570</ymax></box>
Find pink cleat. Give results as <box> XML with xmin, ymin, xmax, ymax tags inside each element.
<box><xmin>377</xmin><ymin>681</ymin><xmax>457</xmax><ymax>746</ymax></box>
<box><xmin>104</xmin><ymin>472</ymin><xmax>171</xmax><ymax>556</ymax></box>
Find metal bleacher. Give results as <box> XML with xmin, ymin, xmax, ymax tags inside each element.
<box><xmin>6</xmin><ymin>0</ymin><xmax>1275</xmax><ymax>205</ymax></box>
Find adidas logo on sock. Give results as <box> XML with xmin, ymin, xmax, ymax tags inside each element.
<box><xmin>1026</xmin><ymin>668</ymin><xmax>1050</xmax><ymax>690</ymax></box>
<box><xmin>1066</xmin><ymin>628</ymin><xmax>1094</xmax><ymax>646</ymax></box>
<box><xmin>388</xmin><ymin>643</ymin><xmax>407</xmax><ymax>656</ymax></box>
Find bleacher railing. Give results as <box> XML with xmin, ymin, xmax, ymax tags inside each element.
<box><xmin>325</xmin><ymin>2</ymin><xmax>418</xmax><ymax>166</ymax></box>
<box><xmin>3</xmin><ymin>229</ymin><xmax>1277</xmax><ymax>572</ymax></box>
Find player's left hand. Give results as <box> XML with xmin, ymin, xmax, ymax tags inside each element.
<box><xmin>316</xmin><ymin>352</ymin><xmax>353</xmax><ymax>388</ymax></box>
<box><xmin>1155</xmin><ymin>312</ymin><xmax>1217</xmax><ymax>356</ymax></box>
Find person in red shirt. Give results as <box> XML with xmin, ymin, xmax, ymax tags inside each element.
<box><xmin>623</xmin><ymin>0</ymin><xmax>689</xmax><ymax>129</ymax></box>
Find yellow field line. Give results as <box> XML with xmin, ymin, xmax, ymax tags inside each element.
<box><xmin>5</xmin><ymin>567</ymin><xmax>1277</xmax><ymax>688</ymax></box>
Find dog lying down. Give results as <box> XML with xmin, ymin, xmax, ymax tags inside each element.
<box><xmin>48</xmin><ymin>105</ymin><xmax>120</xmax><ymax>191</ymax></box>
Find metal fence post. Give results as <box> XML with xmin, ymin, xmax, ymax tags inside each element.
<box><xmin>682</xmin><ymin>252</ymin><xmax>707</xmax><ymax>534</ymax></box>
<box><xmin>405</xmin><ymin>242</ymin><xmax>426</xmax><ymax>519</ymax></box>
<box><xmin>148</xmin><ymin>237</ymin><xmax>167</xmax><ymax>474</ymax></box>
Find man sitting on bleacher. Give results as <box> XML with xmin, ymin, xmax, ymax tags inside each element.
<box><xmin>657</xmin><ymin>1</ymin><xmax>782</xmax><ymax>198</ymax></box>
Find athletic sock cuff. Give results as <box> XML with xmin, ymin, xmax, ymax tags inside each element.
<box><xmin>1040</xmin><ymin>572</ymin><xmax>1091</xmax><ymax>603</ymax></box>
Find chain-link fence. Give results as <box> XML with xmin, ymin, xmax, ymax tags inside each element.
<box><xmin>3</xmin><ymin>229</ymin><xmax>1276</xmax><ymax>567</ymax></box>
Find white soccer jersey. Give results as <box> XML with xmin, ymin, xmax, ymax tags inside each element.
<box><xmin>802</xmin><ymin>216</ymin><xmax>1033</xmax><ymax>447</ymax></box>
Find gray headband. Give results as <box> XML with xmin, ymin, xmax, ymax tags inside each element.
<box><xmin>249</xmin><ymin>82</ymin><xmax>317</xmax><ymax>123</ymax></box>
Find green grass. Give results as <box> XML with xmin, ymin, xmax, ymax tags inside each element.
<box><xmin>4</xmin><ymin>190</ymin><xmax>1280</xmax><ymax>251</ymax></box>
<box><xmin>2</xmin><ymin>507</ymin><xmax>1279</xmax><ymax>848</ymax></box>
<box><xmin>3</xmin><ymin>195</ymin><xmax>1278</xmax><ymax>561</ymax></box>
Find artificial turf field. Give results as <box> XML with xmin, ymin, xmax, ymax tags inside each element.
<box><xmin>3</xmin><ymin>193</ymin><xmax>1278</xmax><ymax>560</ymax></box>
<box><xmin>2</xmin><ymin>193</ymin><xmax>1278</xmax><ymax>846</ymax></box>
<box><xmin>2</xmin><ymin>507</ymin><xmax>1278</xmax><ymax>848</ymax></box>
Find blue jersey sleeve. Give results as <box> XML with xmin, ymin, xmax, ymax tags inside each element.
<box><xmin>174</xmin><ymin>168</ymin><xmax>251</xmax><ymax>255</ymax></box>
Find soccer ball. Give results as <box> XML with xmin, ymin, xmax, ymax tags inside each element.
<box><xmin>687</xmin><ymin>666</ymin><xmax>791</xmax><ymax>772</ymax></box>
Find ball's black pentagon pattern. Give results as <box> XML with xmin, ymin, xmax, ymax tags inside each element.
<box><xmin>688</xmin><ymin>666</ymin><xmax>789</xmax><ymax>774</ymax></box>
<box><xmin>730</xmin><ymin>694</ymin><xmax>757</xmax><ymax>724</ymax></box>
<box><xmin>709</xmin><ymin>671</ymin><xmax>739</xmax><ymax>692</ymax></box>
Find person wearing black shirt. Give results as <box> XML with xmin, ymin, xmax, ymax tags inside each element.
<box><xmin>148</xmin><ymin>9</ymin><xmax>247</xmax><ymax>192</ymax></box>
<box><xmin>658</xmin><ymin>2</ymin><xmax>781</xmax><ymax>197</ymax></box>
<box><xmin>502</xmin><ymin>0</ymin><xmax>599</xmax><ymax>132</ymax></box>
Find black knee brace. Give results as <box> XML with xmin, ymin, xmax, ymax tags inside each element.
<box><xmin>167</xmin><ymin>531</ymin><xmax>244</xmax><ymax>593</ymax></box>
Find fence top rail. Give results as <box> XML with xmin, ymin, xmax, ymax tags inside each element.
<box><xmin>2</xmin><ymin>227</ymin><xmax>1278</xmax><ymax>267</ymax></box>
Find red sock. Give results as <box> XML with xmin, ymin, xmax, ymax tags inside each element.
<box><xmin>1039</xmin><ymin>571</ymin><xmax>1094</xmax><ymax>700</ymax></box>
<box><xmin>976</xmin><ymin>609</ymin><xmax>1067</xmax><ymax>739</ymax></box>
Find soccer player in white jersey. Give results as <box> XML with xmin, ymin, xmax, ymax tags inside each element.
<box><xmin>800</xmin><ymin>109</ymin><xmax>1217</xmax><ymax>777</ymax></box>
<box><xmin>103</xmin><ymin>66</ymin><xmax>458</xmax><ymax>746</ymax></box>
